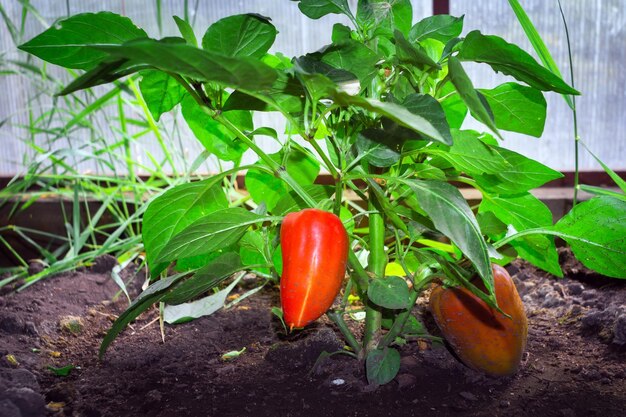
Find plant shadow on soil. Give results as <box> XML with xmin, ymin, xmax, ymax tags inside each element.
<box><xmin>0</xmin><ymin>249</ymin><xmax>625</xmax><ymax>417</ymax></box>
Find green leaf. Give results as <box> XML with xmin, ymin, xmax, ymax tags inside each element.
<box><xmin>173</xmin><ymin>16</ymin><xmax>198</xmax><ymax>46</ymax></box>
<box><xmin>409</xmin><ymin>14</ymin><xmax>464</xmax><ymax>43</ymax></box>
<box><xmin>394</xmin><ymin>30</ymin><xmax>441</xmax><ymax>69</ymax></box>
<box><xmin>580</xmin><ymin>141</ymin><xmax>626</xmax><ymax>195</ymax></box>
<box><xmin>93</xmin><ymin>39</ymin><xmax>278</xmax><ymax>91</ymax></box>
<box><xmin>458</xmin><ymin>31</ymin><xmax>579</xmax><ymax>95</ymax></box>
<box><xmin>320</xmin><ymin>40</ymin><xmax>380</xmax><ymax>87</ymax></box>
<box><xmin>57</xmin><ymin>59</ymin><xmax>145</xmax><ymax>96</ymax></box>
<box><xmin>447</xmin><ymin>56</ymin><xmax>502</xmax><ymax>140</ymax></box>
<box><xmin>332</xmin><ymin>91</ymin><xmax>451</xmax><ymax>144</ymax></box>
<box><xmin>143</xmin><ymin>177</ymin><xmax>228</xmax><ymax>276</ymax></box>
<box><xmin>164</xmin><ymin>253</ymin><xmax>243</xmax><ymax>305</ymax></box>
<box><xmin>426</xmin><ymin>129</ymin><xmax>510</xmax><ymax>175</ymax></box>
<box><xmin>181</xmin><ymin>95</ymin><xmax>250</xmax><ymax>161</ymax></box>
<box><xmin>356</xmin><ymin>128</ymin><xmax>402</xmax><ymax>168</ymax></box>
<box><xmin>478</xmin><ymin>83</ymin><xmax>546</xmax><ymax>137</ymax></box>
<box><xmin>367</xmin><ymin>276</ymin><xmax>410</xmax><ymax>309</ymax></box>
<box><xmin>47</xmin><ymin>364</ymin><xmax>76</xmax><ymax>377</ymax></box>
<box><xmin>439</xmin><ymin>82</ymin><xmax>467</xmax><ymax>129</ymax></box>
<box><xmin>18</xmin><ymin>12</ymin><xmax>147</xmax><ymax>70</ymax></box>
<box><xmin>480</xmin><ymin>193</ymin><xmax>561</xmax><ymax>276</ymax></box>
<box><xmin>366</xmin><ymin>347</ymin><xmax>401</xmax><ymax>386</ymax></box>
<box><xmin>239</xmin><ymin>230</ymin><xmax>270</xmax><ymax>272</ymax></box>
<box><xmin>357</xmin><ymin>0</ymin><xmax>413</xmax><ymax>36</ymax></box>
<box><xmin>202</xmin><ymin>14</ymin><xmax>276</xmax><ymax>59</ymax></box>
<box><xmin>332</xmin><ymin>23</ymin><xmax>352</xmax><ymax>42</ymax></box>
<box><xmin>155</xmin><ymin>208</ymin><xmax>273</xmax><ymax>265</ymax></box>
<box><xmin>552</xmin><ymin>197</ymin><xmax>626</xmax><ymax>278</ymax></box>
<box><xmin>506</xmin><ymin>0</ymin><xmax>573</xmax><ymax>109</ymax></box>
<box><xmin>274</xmin><ymin>185</ymin><xmax>334</xmax><ymax>215</ymax></box>
<box><xmin>402</xmin><ymin>94</ymin><xmax>452</xmax><ymax>144</ymax></box>
<box><xmin>396</xmin><ymin>179</ymin><xmax>494</xmax><ymax>296</ymax></box>
<box><xmin>245</xmin><ymin>148</ymin><xmax>320</xmax><ymax>212</ymax></box>
<box><xmin>164</xmin><ymin>273</ymin><xmax>244</xmax><ymax>324</ymax></box>
<box><xmin>297</xmin><ymin>0</ymin><xmax>353</xmax><ymax>19</ymax></box>
<box><xmin>100</xmin><ymin>272</ymin><xmax>187</xmax><ymax>357</ymax></box>
<box><xmin>476</xmin><ymin>145</ymin><xmax>563</xmax><ymax>195</ymax></box>
<box><xmin>139</xmin><ymin>70</ymin><xmax>187</xmax><ymax>122</ymax></box>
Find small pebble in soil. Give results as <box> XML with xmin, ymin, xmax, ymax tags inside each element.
<box><xmin>613</xmin><ymin>314</ymin><xmax>626</xmax><ymax>345</ymax></box>
<box><xmin>459</xmin><ymin>391</ymin><xmax>478</xmax><ymax>402</ymax></box>
<box><xmin>542</xmin><ymin>291</ymin><xmax>565</xmax><ymax>308</ymax></box>
<box><xmin>59</xmin><ymin>316</ymin><xmax>83</xmax><ymax>335</ymax></box>
<box><xmin>581</xmin><ymin>290</ymin><xmax>597</xmax><ymax>301</ymax></box>
<box><xmin>395</xmin><ymin>374</ymin><xmax>416</xmax><ymax>390</ymax></box>
<box><xmin>330</xmin><ymin>378</ymin><xmax>345</xmax><ymax>386</ymax></box>
<box><xmin>566</xmin><ymin>282</ymin><xmax>585</xmax><ymax>296</ymax></box>
<box><xmin>499</xmin><ymin>400</ymin><xmax>511</xmax><ymax>408</ymax></box>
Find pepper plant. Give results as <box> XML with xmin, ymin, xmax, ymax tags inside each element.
<box><xmin>19</xmin><ymin>0</ymin><xmax>626</xmax><ymax>385</ymax></box>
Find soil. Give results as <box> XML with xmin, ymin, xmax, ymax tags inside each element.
<box><xmin>1</xmin><ymin>249</ymin><xmax>625</xmax><ymax>417</ymax></box>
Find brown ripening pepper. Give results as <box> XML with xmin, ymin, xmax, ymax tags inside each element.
<box><xmin>280</xmin><ymin>209</ymin><xmax>348</xmax><ymax>330</ymax></box>
<box><xmin>429</xmin><ymin>264</ymin><xmax>528</xmax><ymax>376</ymax></box>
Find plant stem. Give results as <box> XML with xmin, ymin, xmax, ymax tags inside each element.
<box><xmin>378</xmin><ymin>276</ymin><xmax>433</xmax><ymax>348</ymax></box>
<box><xmin>327</xmin><ymin>311</ymin><xmax>361</xmax><ymax>354</ymax></box>
<box><xmin>362</xmin><ymin>196</ymin><xmax>385</xmax><ymax>355</ymax></box>
<box><xmin>214</xmin><ymin>114</ymin><xmax>317</xmax><ymax>208</ymax></box>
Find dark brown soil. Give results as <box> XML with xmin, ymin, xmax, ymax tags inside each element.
<box><xmin>1</xmin><ymin>250</ymin><xmax>625</xmax><ymax>417</ymax></box>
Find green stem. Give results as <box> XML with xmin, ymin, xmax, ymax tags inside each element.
<box><xmin>327</xmin><ymin>311</ymin><xmax>361</xmax><ymax>354</ymax></box>
<box><xmin>378</xmin><ymin>276</ymin><xmax>433</xmax><ymax>348</ymax></box>
<box><xmin>362</xmin><ymin>196</ymin><xmax>386</xmax><ymax>355</ymax></box>
<box><xmin>214</xmin><ymin>113</ymin><xmax>317</xmax><ymax>208</ymax></box>
<box><xmin>557</xmin><ymin>0</ymin><xmax>580</xmax><ymax>206</ymax></box>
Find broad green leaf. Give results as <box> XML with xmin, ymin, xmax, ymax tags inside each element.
<box><xmin>366</xmin><ymin>347</ymin><xmax>401</xmax><ymax>386</ymax></box>
<box><xmin>239</xmin><ymin>230</ymin><xmax>270</xmax><ymax>273</ymax></box>
<box><xmin>143</xmin><ymin>177</ymin><xmax>228</xmax><ymax>276</ymax></box>
<box><xmin>478</xmin><ymin>83</ymin><xmax>546</xmax><ymax>137</ymax></box>
<box><xmin>367</xmin><ymin>276</ymin><xmax>410</xmax><ymax>309</ymax></box>
<box><xmin>396</xmin><ymin>179</ymin><xmax>494</xmax><ymax>296</ymax></box>
<box><xmin>273</xmin><ymin>185</ymin><xmax>334</xmax><ymax>215</ymax></box>
<box><xmin>394</xmin><ymin>30</ymin><xmax>441</xmax><ymax>69</ymax></box>
<box><xmin>173</xmin><ymin>16</ymin><xmax>198</xmax><ymax>46</ymax></box>
<box><xmin>355</xmin><ymin>128</ymin><xmax>402</xmax><ymax>168</ymax></box>
<box><xmin>332</xmin><ymin>23</ymin><xmax>352</xmax><ymax>42</ymax></box>
<box><xmin>447</xmin><ymin>56</ymin><xmax>502</xmax><ymax>140</ymax></box>
<box><xmin>357</xmin><ymin>0</ymin><xmax>412</xmax><ymax>36</ymax></box>
<box><xmin>245</xmin><ymin>147</ymin><xmax>320</xmax><ymax>212</ymax></box>
<box><xmin>402</xmin><ymin>94</ymin><xmax>452</xmax><ymax>144</ymax></box>
<box><xmin>19</xmin><ymin>12</ymin><xmax>147</xmax><ymax>70</ymax></box>
<box><xmin>480</xmin><ymin>193</ymin><xmax>561</xmax><ymax>276</ymax></box>
<box><xmin>332</xmin><ymin>91</ymin><xmax>451</xmax><ymax>144</ymax></box>
<box><xmin>297</xmin><ymin>0</ymin><xmax>353</xmax><ymax>19</ymax></box>
<box><xmin>100</xmin><ymin>272</ymin><xmax>187</xmax><ymax>357</ymax></box>
<box><xmin>506</xmin><ymin>0</ymin><xmax>573</xmax><ymax>109</ymax></box>
<box><xmin>476</xmin><ymin>145</ymin><xmax>563</xmax><ymax>195</ymax></box>
<box><xmin>57</xmin><ymin>59</ymin><xmax>147</xmax><ymax>96</ymax></box>
<box><xmin>164</xmin><ymin>253</ymin><xmax>244</xmax><ymax>305</ymax></box>
<box><xmin>409</xmin><ymin>14</ymin><xmax>464</xmax><ymax>43</ymax></box>
<box><xmin>320</xmin><ymin>40</ymin><xmax>379</xmax><ymax>86</ymax></box>
<box><xmin>222</xmin><ymin>72</ymin><xmax>305</xmax><ymax>114</ymax></box>
<box><xmin>202</xmin><ymin>14</ymin><xmax>276</xmax><ymax>59</ymax></box>
<box><xmin>139</xmin><ymin>70</ymin><xmax>187</xmax><ymax>121</ymax></box>
<box><xmin>439</xmin><ymin>82</ymin><xmax>467</xmax><ymax>129</ymax></box>
<box><xmin>93</xmin><ymin>39</ymin><xmax>277</xmax><ymax>91</ymax></box>
<box><xmin>458</xmin><ymin>31</ymin><xmax>579</xmax><ymax>95</ymax></box>
<box><xmin>181</xmin><ymin>95</ymin><xmax>250</xmax><ymax>161</ymax></box>
<box><xmin>155</xmin><ymin>208</ymin><xmax>274</xmax><ymax>265</ymax></box>
<box><xmin>164</xmin><ymin>273</ymin><xmax>244</xmax><ymax>324</ymax></box>
<box><xmin>552</xmin><ymin>197</ymin><xmax>626</xmax><ymax>278</ymax></box>
<box><xmin>426</xmin><ymin>129</ymin><xmax>510</xmax><ymax>175</ymax></box>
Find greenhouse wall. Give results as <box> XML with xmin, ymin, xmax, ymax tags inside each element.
<box><xmin>0</xmin><ymin>0</ymin><xmax>624</xmax><ymax>177</ymax></box>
